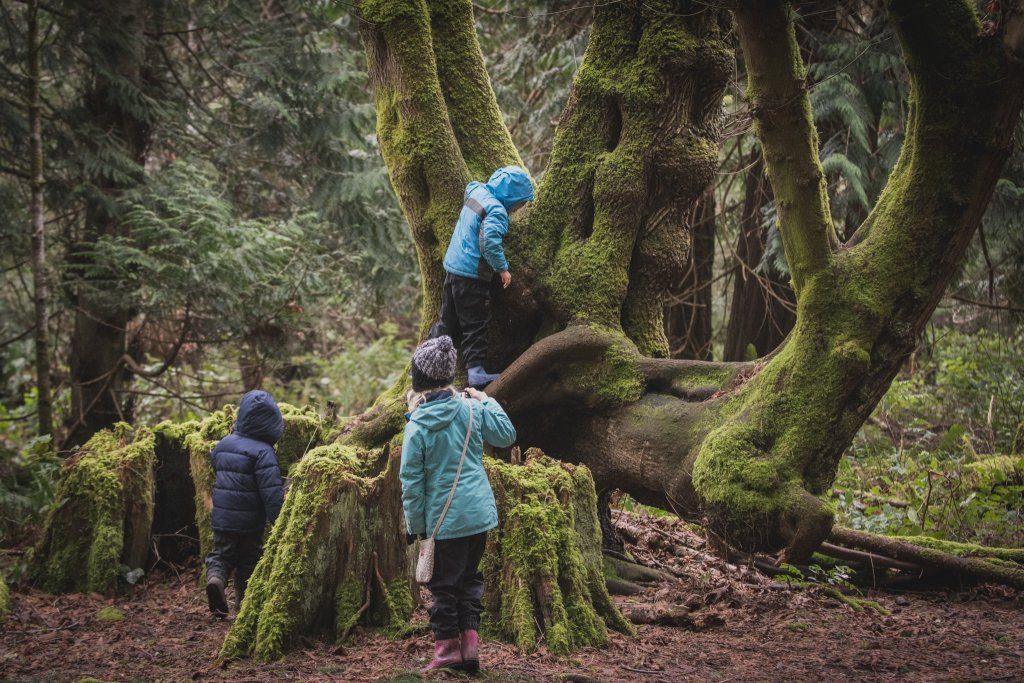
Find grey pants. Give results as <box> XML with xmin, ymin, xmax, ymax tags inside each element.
<box><xmin>206</xmin><ymin>529</ymin><xmax>264</xmax><ymax>608</ymax></box>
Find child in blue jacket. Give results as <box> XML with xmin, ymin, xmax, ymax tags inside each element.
<box><xmin>400</xmin><ymin>336</ymin><xmax>517</xmax><ymax>673</ymax></box>
<box><xmin>204</xmin><ymin>389</ymin><xmax>284</xmax><ymax>617</ymax></box>
<box><xmin>433</xmin><ymin>166</ymin><xmax>534</xmax><ymax>388</ymax></box>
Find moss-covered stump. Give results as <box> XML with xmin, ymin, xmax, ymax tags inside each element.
<box><xmin>32</xmin><ymin>424</ymin><xmax>156</xmax><ymax>594</ymax></box>
<box><xmin>220</xmin><ymin>442</ymin><xmax>412</xmax><ymax>662</ymax></box>
<box><xmin>182</xmin><ymin>403</ymin><xmax>327</xmax><ymax>560</ymax></box>
<box><xmin>482</xmin><ymin>451</ymin><xmax>634</xmax><ymax>654</ymax></box>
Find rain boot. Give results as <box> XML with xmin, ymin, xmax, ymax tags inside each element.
<box><xmin>424</xmin><ymin>637</ymin><xmax>463</xmax><ymax>672</ymax></box>
<box><xmin>467</xmin><ymin>366</ymin><xmax>500</xmax><ymax>388</ymax></box>
<box><xmin>460</xmin><ymin>629</ymin><xmax>480</xmax><ymax>674</ymax></box>
<box><xmin>205</xmin><ymin>575</ymin><xmax>229</xmax><ymax>618</ymax></box>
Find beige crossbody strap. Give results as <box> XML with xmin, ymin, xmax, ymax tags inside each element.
<box><xmin>429</xmin><ymin>399</ymin><xmax>474</xmax><ymax>540</ymax></box>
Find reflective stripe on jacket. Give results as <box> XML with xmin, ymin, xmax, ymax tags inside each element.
<box><xmin>443</xmin><ymin>166</ymin><xmax>534</xmax><ymax>281</ymax></box>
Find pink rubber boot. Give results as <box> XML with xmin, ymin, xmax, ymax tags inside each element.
<box><xmin>460</xmin><ymin>629</ymin><xmax>480</xmax><ymax>674</ymax></box>
<box><xmin>424</xmin><ymin>637</ymin><xmax>463</xmax><ymax>672</ymax></box>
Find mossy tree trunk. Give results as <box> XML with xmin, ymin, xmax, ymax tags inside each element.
<box><xmin>349</xmin><ymin>0</ymin><xmax>1024</xmax><ymax>564</ymax></box>
<box><xmin>221</xmin><ymin>442</ymin><xmax>413</xmax><ymax>662</ymax></box>
<box><xmin>482</xmin><ymin>452</ymin><xmax>633</xmax><ymax>654</ymax></box>
<box><xmin>32</xmin><ymin>404</ymin><xmax>325</xmax><ymax>593</ymax></box>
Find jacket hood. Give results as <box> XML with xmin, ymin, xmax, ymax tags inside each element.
<box><xmin>235</xmin><ymin>390</ymin><xmax>284</xmax><ymax>444</ymax></box>
<box><xmin>485</xmin><ymin>166</ymin><xmax>534</xmax><ymax>209</ymax></box>
<box><xmin>409</xmin><ymin>394</ymin><xmax>462</xmax><ymax>432</ymax></box>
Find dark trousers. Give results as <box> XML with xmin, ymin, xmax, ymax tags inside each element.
<box><xmin>430</xmin><ymin>273</ymin><xmax>492</xmax><ymax>370</ymax></box>
<box><xmin>206</xmin><ymin>530</ymin><xmax>264</xmax><ymax>608</ymax></box>
<box><xmin>427</xmin><ymin>532</ymin><xmax>487</xmax><ymax>640</ymax></box>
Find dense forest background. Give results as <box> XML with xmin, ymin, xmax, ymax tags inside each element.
<box><xmin>1</xmin><ymin>0</ymin><xmax>1022</xmax><ymax>568</ymax></box>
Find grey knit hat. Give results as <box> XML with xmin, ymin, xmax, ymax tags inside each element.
<box><xmin>411</xmin><ymin>335</ymin><xmax>458</xmax><ymax>392</ymax></box>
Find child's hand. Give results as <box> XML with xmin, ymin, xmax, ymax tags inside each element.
<box><xmin>465</xmin><ymin>387</ymin><xmax>488</xmax><ymax>401</ymax></box>
<box><xmin>499</xmin><ymin>271</ymin><xmax>512</xmax><ymax>289</ymax></box>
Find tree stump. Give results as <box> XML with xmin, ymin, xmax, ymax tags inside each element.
<box><xmin>220</xmin><ymin>442</ymin><xmax>413</xmax><ymax>662</ymax></box>
<box><xmin>32</xmin><ymin>424</ymin><xmax>156</xmax><ymax>593</ymax></box>
<box><xmin>483</xmin><ymin>451</ymin><xmax>634</xmax><ymax>653</ymax></box>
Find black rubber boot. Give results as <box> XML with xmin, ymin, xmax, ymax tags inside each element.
<box><xmin>206</xmin><ymin>575</ymin><xmax>229</xmax><ymax>618</ymax></box>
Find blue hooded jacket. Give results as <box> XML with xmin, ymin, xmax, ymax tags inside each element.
<box><xmin>400</xmin><ymin>394</ymin><xmax>516</xmax><ymax>540</ymax></box>
<box><xmin>209</xmin><ymin>390</ymin><xmax>285</xmax><ymax>534</ymax></box>
<box><xmin>443</xmin><ymin>166</ymin><xmax>534</xmax><ymax>281</ymax></box>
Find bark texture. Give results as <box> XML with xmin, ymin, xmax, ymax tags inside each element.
<box><xmin>352</xmin><ymin>0</ymin><xmax>1024</xmax><ymax>566</ymax></box>
<box><xmin>482</xmin><ymin>452</ymin><xmax>632</xmax><ymax>653</ymax></box>
<box><xmin>32</xmin><ymin>425</ymin><xmax>156</xmax><ymax>593</ymax></box>
<box><xmin>27</xmin><ymin>0</ymin><xmax>53</xmax><ymax>438</ymax></box>
<box><xmin>65</xmin><ymin>0</ymin><xmax>151</xmax><ymax>448</ymax></box>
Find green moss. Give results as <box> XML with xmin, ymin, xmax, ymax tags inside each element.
<box><xmin>32</xmin><ymin>426</ymin><xmax>156</xmax><ymax>594</ymax></box>
<box><xmin>96</xmin><ymin>606</ymin><xmax>125</xmax><ymax>622</ymax></box>
<box><xmin>482</xmin><ymin>452</ymin><xmax>631</xmax><ymax>654</ymax></box>
<box><xmin>568</xmin><ymin>329</ymin><xmax>645</xmax><ymax>408</ymax></box>
<box><xmin>0</xmin><ymin>577</ymin><xmax>8</xmax><ymax>624</ymax></box>
<box><xmin>277</xmin><ymin>403</ymin><xmax>327</xmax><ymax>474</ymax></box>
<box><xmin>890</xmin><ymin>535</ymin><xmax>1024</xmax><ymax>564</ymax></box>
<box><xmin>819</xmin><ymin>587</ymin><xmax>890</xmax><ymax>615</ymax></box>
<box><xmin>222</xmin><ymin>441</ymin><xmax>412</xmax><ymax>661</ymax></box>
<box><xmin>333</xmin><ymin>575</ymin><xmax>365</xmax><ymax>638</ymax></box>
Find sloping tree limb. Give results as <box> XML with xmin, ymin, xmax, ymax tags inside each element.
<box><xmin>734</xmin><ymin>0</ymin><xmax>837</xmax><ymax>297</ymax></box>
<box><xmin>426</xmin><ymin>0</ymin><xmax>523</xmax><ymax>179</ymax></box>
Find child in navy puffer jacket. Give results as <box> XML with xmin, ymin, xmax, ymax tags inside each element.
<box><xmin>204</xmin><ymin>389</ymin><xmax>284</xmax><ymax>617</ymax></box>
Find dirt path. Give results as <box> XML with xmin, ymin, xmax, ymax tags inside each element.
<box><xmin>2</xmin><ymin>557</ymin><xmax>1022</xmax><ymax>683</ymax></box>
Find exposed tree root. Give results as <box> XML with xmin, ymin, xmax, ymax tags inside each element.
<box><xmin>621</xmin><ymin>604</ymin><xmax>696</xmax><ymax>628</ymax></box>
<box><xmin>603</xmin><ymin>555</ymin><xmax>674</xmax><ymax>585</ymax></box>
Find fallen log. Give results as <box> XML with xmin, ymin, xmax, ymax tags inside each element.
<box><xmin>829</xmin><ymin>527</ymin><xmax>1024</xmax><ymax>590</ymax></box>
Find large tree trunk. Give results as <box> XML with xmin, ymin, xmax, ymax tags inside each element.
<box><xmin>723</xmin><ymin>153</ymin><xmax>796</xmax><ymax>361</ymax></box>
<box><xmin>34</xmin><ymin>0</ymin><xmax>1024</xmax><ymax>664</ymax></box>
<box><xmin>64</xmin><ymin>0</ymin><xmax>151</xmax><ymax>448</ymax></box>
<box><xmin>345</xmin><ymin>0</ymin><xmax>1024</xmax><ymax>564</ymax></box>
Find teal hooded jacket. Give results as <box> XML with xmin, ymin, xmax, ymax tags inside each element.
<box><xmin>443</xmin><ymin>166</ymin><xmax>534</xmax><ymax>281</ymax></box>
<box><xmin>400</xmin><ymin>394</ymin><xmax>516</xmax><ymax>540</ymax></box>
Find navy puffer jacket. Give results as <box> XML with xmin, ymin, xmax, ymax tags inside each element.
<box><xmin>210</xmin><ymin>390</ymin><xmax>285</xmax><ymax>533</ymax></box>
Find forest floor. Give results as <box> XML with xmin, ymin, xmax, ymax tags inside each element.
<box><xmin>2</xmin><ymin>512</ymin><xmax>1022</xmax><ymax>683</ymax></box>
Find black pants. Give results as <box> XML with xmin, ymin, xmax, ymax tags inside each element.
<box><xmin>206</xmin><ymin>530</ymin><xmax>264</xmax><ymax>608</ymax></box>
<box><xmin>431</xmin><ymin>273</ymin><xmax>492</xmax><ymax>370</ymax></box>
<box><xmin>427</xmin><ymin>532</ymin><xmax>487</xmax><ymax>640</ymax></box>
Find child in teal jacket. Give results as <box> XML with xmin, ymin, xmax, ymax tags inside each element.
<box><xmin>400</xmin><ymin>335</ymin><xmax>516</xmax><ymax>673</ymax></box>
